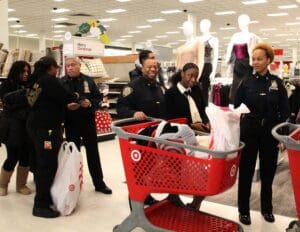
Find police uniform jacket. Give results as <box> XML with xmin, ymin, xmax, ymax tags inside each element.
<box><xmin>234</xmin><ymin>71</ymin><xmax>290</xmax><ymax>125</ymax></box>
<box><xmin>116</xmin><ymin>76</ymin><xmax>166</xmax><ymax>119</ymax></box>
<box><xmin>61</xmin><ymin>73</ymin><xmax>102</xmax><ymax>123</ymax></box>
<box><xmin>165</xmin><ymin>84</ymin><xmax>209</xmax><ymax>124</ymax></box>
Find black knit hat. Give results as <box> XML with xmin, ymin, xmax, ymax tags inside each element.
<box><xmin>37</xmin><ymin>56</ymin><xmax>59</xmax><ymax>69</ymax></box>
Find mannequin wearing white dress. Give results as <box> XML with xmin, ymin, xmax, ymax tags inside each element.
<box><xmin>176</xmin><ymin>21</ymin><xmax>204</xmax><ymax>74</ymax></box>
<box><xmin>198</xmin><ymin>19</ymin><xmax>219</xmax><ymax>105</ymax></box>
<box><xmin>225</xmin><ymin>14</ymin><xmax>261</xmax><ymax>103</ymax></box>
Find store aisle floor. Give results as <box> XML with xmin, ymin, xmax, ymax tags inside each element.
<box><xmin>0</xmin><ymin>139</ymin><xmax>296</xmax><ymax>232</ymax></box>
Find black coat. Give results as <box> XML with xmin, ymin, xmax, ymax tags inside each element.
<box><xmin>165</xmin><ymin>84</ymin><xmax>209</xmax><ymax>124</ymax></box>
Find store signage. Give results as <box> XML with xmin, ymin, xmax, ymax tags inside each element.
<box><xmin>274</xmin><ymin>49</ymin><xmax>283</xmax><ymax>56</ymax></box>
<box><xmin>73</xmin><ymin>38</ymin><xmax>104</xmax><ymax>56</ymax></box>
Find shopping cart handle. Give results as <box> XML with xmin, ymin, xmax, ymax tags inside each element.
<box><xmin>272</xmin><ymin>122</ymin><xmax>300</xmax><ymax>149</ymax></box>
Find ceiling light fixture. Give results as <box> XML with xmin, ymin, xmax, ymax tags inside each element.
<box><xmin>10</xmin><ymin>24</ymin><xmax>24</xmax><ymax>28</ymax></box>
<box><xmin>267</xmin><ymin>13</ymin><xmax>288</xmax><ymax>17</ymax></box>
<box><xmin>161</xmin><ymin>9</ymin><xmax>182</xmax><ymax>14</ymax></box>
<box><xmin>51</xmin><ymin>8</ymin><xmax>70</xmax><ymax>13</ymax></box>
<box><xmin>121</xmin><ymin>35</ymin><xmax>133</xmax><ymax>38</ymax></box>
<box><xmin>51</xmin><ymin>17</ymin><xmax>69</xmax><ymax>22</ymax></box>
<box><xmin>156</xmin><ymin>35</ymin><xmax>168</xmax><ymax>38</ymax></box>
<box><xmin>241</xmin><ymin>0</ymin><xmax>267</xmax><ymax>5</ymax></box>
<box><xmin>260</xmin><ymin>28</ymin><xmax>276</xmax><ymax>31</ymax></box>
<box><xmin>136</xmin><ymin>25</ymin><xmax>152</xmax><ymax>29</ymax></box>
<box><xmin>166</xmin><ymin>31</ymin><xmax>180</xmax><ymax>34</ymax></box>
<box><xmin>99</xmin><ymin>18</ymin><xmax>117</xmax><ymax>22</ymax></box>
<box><xmin>106</xmin><ymin>9</ymin><xmax>126</xmax><ymax>13</ymax></box>
<box><xmin>14</xmin><ymin>30</ymin><xmax>27</xmax><ymax>33</ymax></box>
<box><xmin>278</xmin><ymin>4</ymin><xmax>298</xmax><ymax>9</ymax></box>
<box><xmin>286</xmin><ymin>22</ymin><xmax>300</xmax><ymax>25</ymax></box>
<box><xmin>215</xmin><ymin>11</ymin><xmax>236</xmax><ymax>15</ymax></box>
<box><xmin>128</xmin><ymin>31</ymin><xmax>141</xmax><ymax>34</ymax></box>
<box><xmin>8</xmin><ymin>8</ymin><xmax>15</xmax><ymax>12</ymax></box>
<box><xmin>179</xmin><ymin>0</ymin><xmax>204</xmax><ymax>3</ymax></box>
<box><xmin>147</xmin><ymin>18</ymin><xmax>165</xmax><ymax>22</ymax></box>
<box><xmin>115</xmin><ymin>0</ymin><xmax>131</xmax><ymax>2</ymax></box>
<box><xmin>8</xmin><ymin>17</ymin><xmax>20</xmax><ymax>21</ymax></box>
<box><xmin>53</xmin><ymin>25</ymin><xmax>66</xmax><ymax>28</ymax></box>
<box><xmin>219</xmin><ymin>27</ymin><xmax>236</xmax><ymax>30</ymax></box>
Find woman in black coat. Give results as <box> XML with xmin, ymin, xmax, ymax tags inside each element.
<box><xmin>0</xmin><ymin>61</ymin><xmax>33</xmax><ymax>196</ymax></box>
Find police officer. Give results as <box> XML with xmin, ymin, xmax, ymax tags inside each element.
<box><xmin>117</xmin><ymin>58</ymin><xmax>166</xmax><ymax>120</ymax></box>
<box><xmin>61</xmin><ymin>57</ymin><xmax>112</xmax><ymax>195</ymax></box>
<box><xmin>117</xmin><ymin>58</ymin><xmax>166</xmax><ymax>206</ymax></box>
<box><xmin>234</xmin><ymin>43</ymin><xmax>290</xmax><ymax>225</ymax></box>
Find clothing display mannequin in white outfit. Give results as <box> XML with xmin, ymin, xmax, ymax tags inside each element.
<box><xmin>176</xmin><ymin>21</ymin><xmax>204</xmax><ymax>74</ymax></box>
<box><xmin>198</xmin><ymin>19</ymin><xmax>219</xmax><ymax>106</ymax></box>
<box><xmin>225</xmin><ymin>14</ymin><xmax>261</xmax><ymax>103</ymax></box>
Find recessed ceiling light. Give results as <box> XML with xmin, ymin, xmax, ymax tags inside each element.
<box><xmin>166</xmin><ymin>31</ymin><xmax>180</xmax><ymax>34</ymax></box>
<box><xmin>53</xmin><ymin>25</ymin><xmax>67</xmax><ymax>28</ymax></box>
<box><xmin>179</xmin><ymin>0</ymin><xmax>204</xmax><ymax>3</ymax></box>
<box><xmin>136</xmin><ymin>25</ymin><xmax>152</xmax><ymax>29</ymax></box>
<box><xmin>286</xmin><ymin>22</ymin><xmax>300</xmax><ymax>25</ymax></box>
<box><xmin>278</xmin><ymin>4</ymin><xmax>298</xmax><ymax>9</ymax></box>
<box><xmin>128</xmin><ymin>31</ymin><xmax>141</xmax><ymax>34</ymax></box>
<box><xmin>99</xmin><ymin>18</ymin><xmax>117</xmax><ymax>22</ymax></box>
<box><xmin>26</xmin><ymin>34</ymin><xmax>38</xmax><ymax>37</ymax></box>
<box><xmin>51</xmin><ymin>17</ymin><xmax>69</xmax><ymax>22</ymax></box>
<box><xmin>267</xmin><ymin>13</ymin><xmax>288</xmax><ymax>17</ymax></box>
<box><xmin>14</xmin><ymin>30</ymin><xmax>27</xmax><ymax>33</ymax></box>
<box><xmin>147</xmin><ymin>18</ymin><xmax>165</xmax><ymax>22</ymax></box>
<box><xmin>161</xmin><ymin>9</ymin><xmax>182</xmax><ymax>14</ymax></box>
<box><xmin>156</xmin><ymin>35</ymin><xmax>168</xmax><ymax>38</ymax></box>
<box><xmin>215</xmin><ymin>11</ymin><xmax>236</xmax><ymax>15</ymax></box>
<box><xmin>8</xmin><ymin>17</ymin><xmax>20</xmax><ymax>21</ymax></box>
<box><xmin>242</xmin><ymin>0</ymin><xmax>267</xmax><ymax>5</ymax></box>
<box><xmin>219</xmin><ymin>27</ymin><xmax>236</xmax><ymax>30</ymax></box>
<box><xmin>10</xmin><ymin>24</ymin><xmax>24</xmax><ymax>28</ymax></box>
<box><xmin>106</xmin><ymin>9</ymin><xmax>126</xmax><ymax>13</ymax></box>
<box><xmin>51</xmin><ymin>8</ymin><xmax>70</xmax><ymax>13</ymax></box>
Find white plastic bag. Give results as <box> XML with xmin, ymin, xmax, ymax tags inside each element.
<box><xmin>205</xmin><ymin>103</ymin><xmax>250</xmax><ymax>152</ymax></box>
<box><xmin>51</xmin><ymin>141</ymin><xmax>83</xmax><ymax>216</ymax></box>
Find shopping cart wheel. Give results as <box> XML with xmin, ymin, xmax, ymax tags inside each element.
<box><xmin>286</xmin><ymin>220</ymin><xmax>300</xmax><ymax>232</ymax></box>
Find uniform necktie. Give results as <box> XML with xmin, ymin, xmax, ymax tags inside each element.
<box><xmin>184</xmin><ymin>90</ymin><xmax>202</xmax><ymax>123</ymax></box>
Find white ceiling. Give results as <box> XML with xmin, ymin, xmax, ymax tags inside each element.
<box><xmin>7</xmin><ymin>0</ymin><xmax>300</xmax><ymax>59</ymax></box>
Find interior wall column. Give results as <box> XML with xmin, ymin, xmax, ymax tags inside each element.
<box><xmin>0</xmin><ymin>0</ymin><xmax>9</xmax><ymax>49</ymax></box>
<box><xmin>39</xmin><ymin>32</ymin><xmax>46</xmax><ymax>55</ymax></box>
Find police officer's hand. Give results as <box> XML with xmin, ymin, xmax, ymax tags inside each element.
<box><xmin>296</xmin><ymin>111</ymin><xmax>300</xmax><ymax>124</ymax></box>
<box><xmin>79</xmin><ymin>99</ymin><xmax>91</xmax><ymax>108</ymax></box>
<box><xmin>67</xmin><ymin>102</ymin><xmax>80</xmax><ymax>111</ymax></box>
<box><xmin>190</xmin><ymin>122</ymin><xmax>210</xmax><ymax>133</ymax></box>
<box><xmin>133</xmin><ymin>111</ymin><xmax>147</xmax><ymax>120</ymax></box>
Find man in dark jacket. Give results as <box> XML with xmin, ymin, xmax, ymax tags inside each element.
<box><xmin>61</xmin><ymin>57</ymin><xmax>112</xmax><ymax>195</ymax></box>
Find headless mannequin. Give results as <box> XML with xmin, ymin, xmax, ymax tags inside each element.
<box><xmin>176</xmin><ymin>21</ymin><xmax>204</xmax><ymax>74</ymax></box>
<box><xmin>225</xmin><ymin>14</ymin><xmax>261</xmax><ymax>103</ymax></box>
<box><xmin>198</xmin><ymin>19</ymin><xmax>219</xmax><ymax>106</ymax></box>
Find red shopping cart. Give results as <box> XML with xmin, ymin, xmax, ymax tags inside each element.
<box><xmin>272</xmin><ymin>122</ymin><xmax>300</xmax><ymax>232</ymax></box>
<box><xmin>112</xmin><ymin>118</ymin><xmax>245</xmax><ymax>232</ymax></box>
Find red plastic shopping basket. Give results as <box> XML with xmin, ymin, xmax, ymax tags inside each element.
<box><xmin>272</xmin><ymin>123</ymin><xmax>300</xmax><ymax>231</ymax></box>
<box><xmin>112</xmin><ymin>118</ymin><xmax>245</xmax><ymax>232</ymax></box>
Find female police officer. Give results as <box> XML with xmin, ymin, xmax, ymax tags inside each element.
<box><xmin>234</xmin><ymin>43</ymin><xmax>289</xmax><ymax>225</ymax></box>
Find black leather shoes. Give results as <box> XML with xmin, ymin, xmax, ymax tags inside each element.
<box><xmin>144</xmin><ymin>195</ymin><xmax>159</xmax><ymax>206</ymax></box>
<box><xmin>95</xmin><ymin>182</ymin><xmax>112</xmax><ymax>194</ymax></box>
<box><xmin>262</xmin><ymin>213</ymin><xmax>275</xmax><ymax>223</ymax></box>
<box><xmin>32</xmin><ymin>207</ymin><xmax>60</xmax><ymax>218</ymax></box>
<box><xmin>239</xmin><ymin>214</ymin><xmax>251</xmax><ymax>225</ymax></box>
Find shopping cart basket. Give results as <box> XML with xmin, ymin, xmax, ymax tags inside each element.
<box><xmin>112</xmin><ymin>118</ymin><xmax>245</xmax><ymax>232</ymax></box>
<box><xmin>272</xmin><ymin>122</ymin><xmax>300</xmax><ymax>232</ymax></box>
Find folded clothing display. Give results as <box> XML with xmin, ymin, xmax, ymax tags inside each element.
<box><xmin>81</xmin><ymin>58</ymin><xmax>109</xmax><ymax>78</ymax></box>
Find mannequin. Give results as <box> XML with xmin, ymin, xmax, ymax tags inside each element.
<box><xmin>225</xmin><ymin>14</ymin><xmax>261</xmax><ymax>103</ymax></box>
<box><xmin>176</xmin><ymin>21</ymin><xmax>204</xmax><ymax>75</ymax></box>
<box><xmin>198</xmin><ymin>19</ymin><xmax>219</xmax><ymax>106</ymax></box>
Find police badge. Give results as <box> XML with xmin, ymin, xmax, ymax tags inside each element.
<box><xmin>122</xmin><ymin>86</ymin><xmax>133</xmax><ymax>97</ymax></box>
<box><xmin>269</xmin><ymin>80</ymin><xmax>278</xmax><ymax>91</ymax></box>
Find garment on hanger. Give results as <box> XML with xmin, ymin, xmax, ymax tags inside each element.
<box><xmin>229</xmin><ymin>43</ymin><xmax>252</xmax><ymax>103</ymax></box>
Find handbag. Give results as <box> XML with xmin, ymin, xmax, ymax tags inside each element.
<box><xmin>95</xmin><ymin>110</ymin><xmax>112</xmax><ymax>134</ymax></box>
<box><xmin>51</xmin><ymin>141</ymin><xmax>83</xmax><ymax>216</ymax></box>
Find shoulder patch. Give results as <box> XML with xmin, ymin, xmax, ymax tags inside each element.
<box><xmin>122</xmin><ymin>86</ymin><xmax>133</xmax><ymax>97</ymax></box>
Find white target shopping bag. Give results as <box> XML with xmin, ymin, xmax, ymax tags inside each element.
<box><xmin>51</xmin><ymin>141</ymin><xmax>83</xmax><ymax>216</ymax></box>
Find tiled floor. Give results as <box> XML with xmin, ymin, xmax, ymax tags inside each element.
<box><xmin>0</xmin><ymin>139</ymin><xmax>297</xmax><ymax>232</ymax></box>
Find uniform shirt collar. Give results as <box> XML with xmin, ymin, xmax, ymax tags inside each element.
<box><xmin>254</xmin><ymin>70</ymin><xmax>270</xmax><ymax>80</ymax></box>
<box><xmin>177</xmin><ymin>82</ymin><xmax>191</xmax><ymax>95</ymax></box>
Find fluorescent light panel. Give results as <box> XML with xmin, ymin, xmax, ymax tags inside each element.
<box><xmin>267</xmin><ymin>13</ymin><xmax>288</xmax><ymax>17</ymax></box>
<box><xmin>166</xmin><ymin>31</ymin><xmax>180</xmax><ymax>34</ymax></box>
<box><xmin>161</xmin><ymin>9</ymin><xmax>182</xmax><ymax>14</ymax></box>
<box><xmin>215</xmin><ymin>11</ymin><xmax>236</xmax><ymax>15</ymax></box>
<box><xmin>219</xmin><ymin>27</ymin><xmax>236</xmax><ymax>30</ymax></box>
<box><xmin>8</xmin><ymin>17</ymin><xmax>20</xmax><ymax>21</ymax></box>
<box><xmin>179</xmin><ymin>0</ymin><xmax>204</xmax><ymax>3</ymax></box>
<box><xmin>106</xmin><ymin>9</ymin><xmax>126</xmax><ymax>13</ymax></box>
<box><xmin>14</xmin><ymin>30</ymin><xmax>27</xmax><ymax>33</ymax></box>
<box><xmin>147</xmin><ymin>18</ymin><xmax>165</xmax><ymax>22</ymax></box>
<box><xmin>136</xmin><ymin>25</ymin><xmax>152</xmax><ymax>29</ymax></box>
<box><xmin>51</xmin><ymin>17</ymin><xmax>69</xmax><ymax>22</ymax></box>
<box><xmin>260</xmin><ymin>28</ymin><xmax>276</xmax><ymax>31</ymax></box>
<box><xmin>242</xmin><ymin>0</ymin><xmax>267</xmax><ymax>5</ymax></box>
<box><xmin>278</xmin><ymin>5</ymin><xmax>298</xmax><ymax>9</ymax></box>
<box><xmin>8</xmin><ymin>8</ymin><xmax>15</xmax><ymax>12</ymax></box>
<box><xmin>52</xmin><ymin>8</ymin><xmax>70</xmax><ymax>13</ymax></box>
<box><xmin>115</xmin><ymin>0</ymin><xmax>131</xmax><ymax>2</ymax></box>
<box><xmin>286</xmin><ymin>22</ymin><xmax>300</xmax><ymax>25</ymax></box>
<box><xmin>128</xmin><ymin>31</ymin><xmax>141</xmax><ymax>34</ymax></box>
<box><xmin>10</xmin><ymin>24</ymin><xmax>24</xmax><ymax>28</ymax></box>
<box><xmin>99</xmin><ymin>18</ymin><xmax>117</xmax><ymax>22</ymax></box>
<box><xmin>53</xmin><ymin>25</ymin><xmax>66</xmax><ymax>28</ymax></box>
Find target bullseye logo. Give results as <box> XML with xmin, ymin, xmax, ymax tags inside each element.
<box><xmin>131</xmin><ymin>150</ymin><xmax>141</xmax><ymax>162</ymax></box>
<box><xmin>230</xmin><ymin>165</ymin><xmax>237</xmax><ymax>177</ymax></box>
